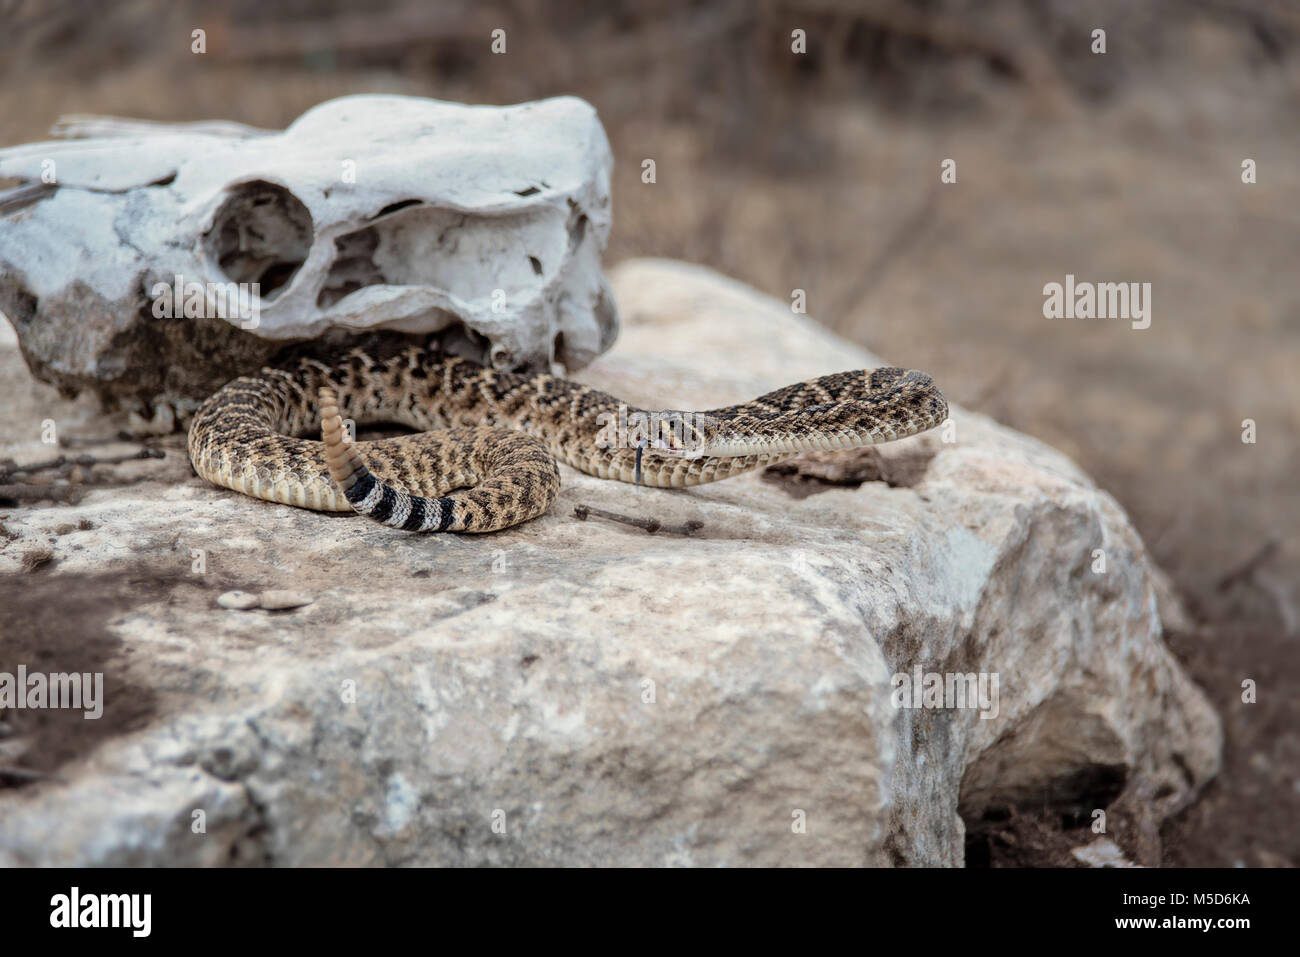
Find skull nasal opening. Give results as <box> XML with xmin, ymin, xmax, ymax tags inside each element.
<box><xmin>203</xmin><ymin>180</ymin><xmax>313</xmax><ymax>301</ymax></box>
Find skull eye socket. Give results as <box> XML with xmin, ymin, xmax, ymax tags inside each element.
<box><xmin>204</xmin><ymin>180</ymin><xmax>313</xmax><ymax>301</ymax></box>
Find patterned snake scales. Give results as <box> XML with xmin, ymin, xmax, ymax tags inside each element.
<box><xmin>188</xmin><ymin>342</ymin><xmax>948</xmax><ymax>533</ymax></box>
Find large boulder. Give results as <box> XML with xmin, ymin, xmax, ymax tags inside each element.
<box><xmin>0</xmin><ymin>259</ymin><xmax>1220</xmax><ymax>865</ymax></box>
<box><xmin>0</xmin><ymin>95</ymin><xmax>617</xmax><ymax>412</ymax></box>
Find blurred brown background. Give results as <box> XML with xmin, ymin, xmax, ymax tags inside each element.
<box><xmin>2</xmin><ymin>0</ymin><xmax>1296</xmax><ymax>866</ymax></box>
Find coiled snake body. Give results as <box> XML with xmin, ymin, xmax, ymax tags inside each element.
<box><xmin>188</xmin><ymin>342</ymin><xmax>948</xmax><ymax>533</ymax></box>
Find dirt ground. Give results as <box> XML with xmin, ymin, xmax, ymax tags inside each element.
<box><xmin>1</xmin><ymin>0</ymin><xmax>1296</xmax><ymax>866</ymax></box>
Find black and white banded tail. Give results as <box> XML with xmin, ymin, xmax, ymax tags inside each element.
<box><xmin>317</xmin><ymin>386</ymin><xmax>560</xmax><ymax>533</ymax></box>
<box><xmin>319</xmin><ymin>387</ymin><xmax>459</xmax><ymax>532</ymax></box>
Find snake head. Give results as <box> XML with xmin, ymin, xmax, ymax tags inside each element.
<box><xmin>643</xmin><ymin>412</ymin><xmax>721</xmax><ymax>457</ymax></box>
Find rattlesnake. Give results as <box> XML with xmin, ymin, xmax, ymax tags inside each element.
<box><xmin>188</xmin><ymin>340</ymin><xmax>948</xmax><ymax>533</ymax></box>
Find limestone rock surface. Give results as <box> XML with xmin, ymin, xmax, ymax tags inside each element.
<box><xmin>0</xmin><ymin>260</ymin><xmax>1220</xmax><ymax>866</ymax></box>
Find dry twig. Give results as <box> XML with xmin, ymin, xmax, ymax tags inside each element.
<box><xmin>573</xmin><ymin>504</ymin><xmax>704</xmax><ymax>536</ymax></box>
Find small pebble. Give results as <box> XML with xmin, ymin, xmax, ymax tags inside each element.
<box><xmin>260</xmin><ymin>590</ymin><xmax>314</xmax><ymax>611</ymax></box>
<box><xmin>21</xmin><ymin>547</ymin><xmax>54</xmax><ymax>573</ymax></box>
<box><xmin>216</xmin><ymin>590</ymin><xmax>260</xmax><ymax>610</ymax></box>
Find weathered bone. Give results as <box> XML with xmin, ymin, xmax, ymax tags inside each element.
<box><xmin>0</xmin><ymin>94</ymin><xmax>618</xmax><ymax>411</ymax></box>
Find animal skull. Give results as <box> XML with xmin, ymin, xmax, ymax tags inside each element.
<box><xmin>0</xmin><ymin>94</ymin><xmax>618</xmax><ymax>410</ymax></box>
